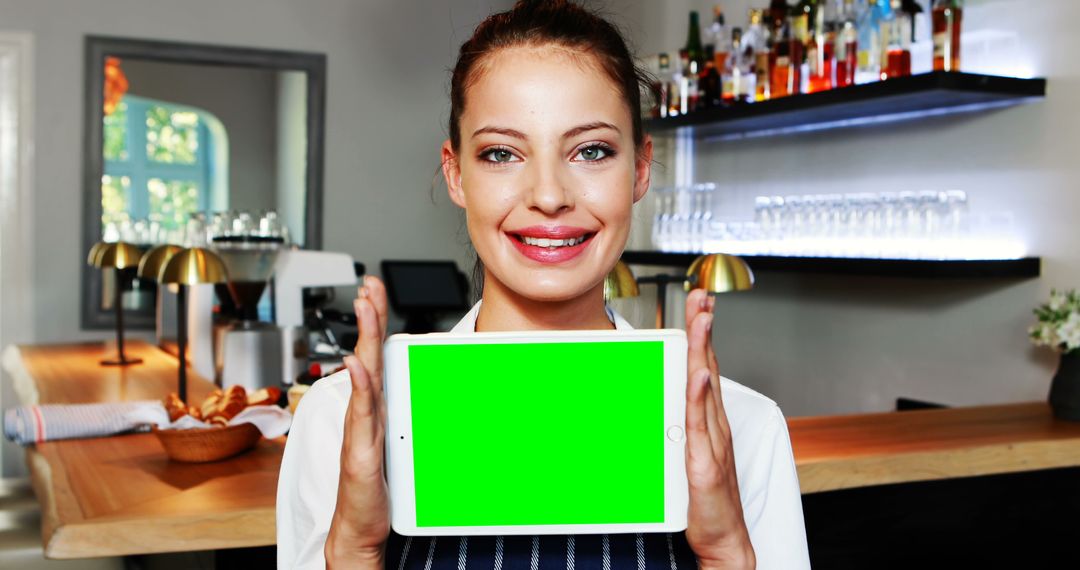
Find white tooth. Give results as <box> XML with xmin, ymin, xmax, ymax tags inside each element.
<box><xmin>550</xmin><ymin>239</ymin><xmax>565</xmax><ymax>247</ymax></box>
<box><xmin>523</xmin><ymin>236</ymin><xmax>537</xmax><ymax>245</ymax></box>
<box><xmin>536</xmin><ymin>238</ymin><xmax>551</xmax><ymax>247</ymax></box>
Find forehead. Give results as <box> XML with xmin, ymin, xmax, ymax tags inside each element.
<box><xmin>461</xmin><ymin>45</ymin><xmax>630</xmax><ymax>136</ymax></box>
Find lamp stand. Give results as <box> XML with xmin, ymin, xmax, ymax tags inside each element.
<box><xmin>101</xmin><ymin>267</ymin><xmax>143</xmax><ymax>366</ymax></box>
<box><xmin>177</xmin><ymin>284</ymin><xmax>188</xmax><ymax>404</ymax></box>
<box><xmin>637</xmin><ymin>274</ymin><xmax>682</xmax><ymax>329</ymax></box>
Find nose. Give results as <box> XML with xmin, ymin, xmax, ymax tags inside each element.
<box><xmin>525</xmin><ymin>158</ymin><xmax>573</xmax><ymax>215</ymax></box>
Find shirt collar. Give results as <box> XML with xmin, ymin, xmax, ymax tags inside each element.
<box><xmin>450</xmin><ymin>300</ymin><xmax>634</xmax><ymax>333</ymax></box>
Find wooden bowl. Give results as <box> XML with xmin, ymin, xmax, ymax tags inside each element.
<box><xmin>152</xmin><ymin>423</ymin><xmax>261</xmax><ymax>463</ymax></box>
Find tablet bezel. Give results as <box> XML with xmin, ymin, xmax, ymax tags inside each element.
<box><xmin>384</xmin><ymin>329</ymin><xmax>688</xmax><ymax>536</ymax></box>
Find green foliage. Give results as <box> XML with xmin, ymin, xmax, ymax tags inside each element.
<box><xmin>103</xmin><ymin>100</ymin><xmax>128</xmax><ymax>162</ymax></box>
<box><xmin>146</xmin><ymin>106</ymin><xmax>199</xmax><ymax>164</ymax></box>
<box><xmin>100</xmin><ymin>175</ymin><xmax>130</xmax><ymax>229</ymax></box>
<box><xmin>148</xmin><ymin>178</ymin><xmax>200</xmax><ymax>232</ymax></box>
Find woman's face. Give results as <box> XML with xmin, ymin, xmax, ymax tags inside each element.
<box><xmin>442</xmin><ymin>45</ymin><xmax>652</xmax><ymax>303</ymax></box>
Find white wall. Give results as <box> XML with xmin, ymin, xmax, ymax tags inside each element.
<box><xmin>0</xmin><ymin>0</ymin><xmax>512</xmax><ymax>346</ymax></box>
<box><xmin>607</xmin><ymin>0</ymin><xmax>1072</xmax><ymax>416</ymax></box>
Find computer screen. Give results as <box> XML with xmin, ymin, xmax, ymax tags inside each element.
<box><xmin>381</xmin><ymin>260</ymin><xmax>469</xmax><ymax>312</ymax></box>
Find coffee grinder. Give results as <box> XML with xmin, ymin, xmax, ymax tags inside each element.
<box><xmin>213</xmin><ymin>212</ymin><xmax>288</xmax><ymax>392</ymax></box>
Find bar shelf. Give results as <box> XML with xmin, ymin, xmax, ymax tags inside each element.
<box><xmin>620</xmin><ymin>251</ymin><xmax>1041</xmax><ymax>279</ymax></box>
<box><xmin>644</xmin><ymin>72</ymin><xmax>1046</xmax><ymax>141</ymax></box>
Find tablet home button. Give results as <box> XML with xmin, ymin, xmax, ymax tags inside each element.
<box><xmin>666</xmin><ymin>425</ymin><xmax>684</xmax><ymax>442</ymax></box>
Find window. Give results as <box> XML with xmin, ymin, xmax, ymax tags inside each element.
<box><xmin>101</xmin><ymin>95</ymin><xmax>227</xmax><ymax>240</ymax></box>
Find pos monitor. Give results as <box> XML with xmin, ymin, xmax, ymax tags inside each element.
<box><xmin>381</xmin><ymin>260</ymin><xmax>470</xmax><ymax>333</ymax></box>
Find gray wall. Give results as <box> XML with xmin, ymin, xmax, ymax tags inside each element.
<box><xmin>0</xmin><ymin>0</ymin><xmax>512</xmax><ymax>476</ymax></box>
<box><xmin>121</xmin><ymin>58</ymin><xmax>279</xmax><ymax>214</ymax></box>
<box><xmin>606</xmin><ymin>0</ymin><xmax>1073</xmax><ymax>416</ymax></box>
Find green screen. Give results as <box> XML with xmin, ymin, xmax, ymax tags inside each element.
<box><xmin>408</xmin><ymin>341</ymin><xmax>665</xmax><ymax>527</ymax></box>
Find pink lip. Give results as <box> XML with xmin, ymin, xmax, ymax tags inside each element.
<box><xmin>506</xmin><ymin>226</ymin><xmax>596</xmax><ymax>264</ymax></box>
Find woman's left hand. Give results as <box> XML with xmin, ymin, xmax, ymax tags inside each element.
<box><xmin>683</xmin><ymin>289</ymin><xmax>756</xmax><ymax>569</ymax></box>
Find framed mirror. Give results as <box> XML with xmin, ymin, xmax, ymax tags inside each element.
<box><xmin>81</xmin><ymin>36</ymin><xmax>326</xmax><ymax>329</ymax></box>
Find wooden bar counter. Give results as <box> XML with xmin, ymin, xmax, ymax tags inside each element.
<box><xmin>7</xmin><ymin>340</ymin><xmax>1080</xmax><ymax>558</ymax></box>
<box><xmin>4</xmin><ymin>341</ymin><xmax>283</xmax><ymax>559</ymax></box>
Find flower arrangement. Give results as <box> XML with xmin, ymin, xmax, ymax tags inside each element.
<box><xmin>1029</xmin><ymin>289</ymin><xmax>1080</xmax><ymax>354</ymax></box>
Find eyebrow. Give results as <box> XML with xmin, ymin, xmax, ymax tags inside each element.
<box><xmin>471</xmin><ymin>121</ymin><xmax>621</xmax><ymax>141</ymax></box>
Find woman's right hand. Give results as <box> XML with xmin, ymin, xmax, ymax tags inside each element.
<box><xmin>325</xmin><ymin>276</ymin><xmax>391</xmax><ymax>569</ymax></box>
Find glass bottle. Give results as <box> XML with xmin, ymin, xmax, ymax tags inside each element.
<box><xmin>808</xmin><ymin>0</ymin><xmax>835</xmax><ymax>93</ymax></box>
<box><xmin>678</xmin><ymin>49</ymin><xmax>698</xmax><ymax>114</ymax></box>
<box><xmin>706</xmin><ymin>5</ymin><xmax>728</xmax><ymax>71</ymax></box>
<box><xmin>882</xmin><ymin>0</ymin><xmax>911</xmax><ymax>79</ymax></box>
<box><xmin>789</xmin><ymin>0</ymin><xmax>813</xmax><ymax>95</ymax></box>
<box><xmin>932</xmin><ymin>0</ymin><xmax>963</xmax><ymax>72</ymax></box>
<box><xmin>855</xmin><ymin>0</ymin><xmax>882</xmax><ymax>84</ymax></box>
<box><xmin>657</xmin><ymin>53</ymin><xmax>672</xmax><ymax>118</ymax></box>
<box><xmin>771</xmin><ymin>13</ymin><xmax>793</xmax><ymax>98</ymax></box>
<box><xmin>700</xmin><ymin>45</ymin><xmax>723</xmax><ymax>108</ymax></box>
<box><xmin>686</xmin><ymin>11</ymin><xmax>705</xmax><ymax>77</ymax></box>
<box><xmin>834</xmin><ymin>0</ymin><xmax>858</xmax><ymax>87</ymax></box>
<box><xmin>724</xmin><ymin>28</ymin><xmax>753</xmax><ymax>103</ymax></box>
<box><xmin>746</xmin><ymin>10</ymin><xmax>772</xmax><ymax>101</ymax></box>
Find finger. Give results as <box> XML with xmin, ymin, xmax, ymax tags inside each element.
<box><xmin>685</xmin><ymin>368</ymin><xmax>713</xmax><ymax>463</ymax></box>
<box><xmin>363</xmin><ymin>276</ymin><xmax>390</xmax><ymax>342</ymax></box>
<box><xmin>354</xmin><ymin>297</ymin><xmax>385</xmax><ymax>400</ymax></box>
<box><xmin>703</xmin><ymin>377</ymin><xmax>726</xmax><ymax>461</ymax></box>
<box><xmin>685</xmin><ymin>288</ymin><xmax>709</xmax><ymax>330</ymax></box>
<box><xmin>343</xmin><ymin>356</ymin><xmax>377</xmax><ymax>448</ymax></box>
<box><xmin>687</xmin><ymin>311</ymin><xmax>712</xmax><ymax>390</ymax></box>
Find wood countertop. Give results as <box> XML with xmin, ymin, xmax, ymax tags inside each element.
<box><xmin>5</xmin><ymin>341</ymin><xmax>283</xmax><ymax>558</ymax></box>
<box><xmin>7</xmin><ymin>340</ymin><xmax>1080</xmax><ymax>557</ymax></box>
<box><xmin>789</xmin><ymin>401</ymin><xmax>1080</xmax><ymax>494</ymax></box>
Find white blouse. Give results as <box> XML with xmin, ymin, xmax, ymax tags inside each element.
<box><xmin>276</xmin><ymin>302</ymin><xmax>810</xmax><ymax>569</ymax></box>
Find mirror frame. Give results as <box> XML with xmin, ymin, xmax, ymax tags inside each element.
<box><xmin>81</xmin><ymin>35</ymin><xmax>326</xmax><ymax>330</ymax></box>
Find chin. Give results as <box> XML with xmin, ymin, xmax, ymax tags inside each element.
<box><xmin>497</xmin><ymin>270</ymin><xmax>605</xmax><ymax>304</ymax></box>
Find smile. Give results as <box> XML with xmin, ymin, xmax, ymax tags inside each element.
<box><xmin>506</xmin><ymin>227</ymin><xmax>596</xmax><ymax>263</ymax></box>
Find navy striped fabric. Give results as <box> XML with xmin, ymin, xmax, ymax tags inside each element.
<box><xmin>384</xmin><ymin>531</ymin><xmax>698</xmax><ymax>570</ymax></box>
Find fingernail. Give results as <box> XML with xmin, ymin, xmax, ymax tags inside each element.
<box><xmin>705</xmin><ymin>313</ymin><xmax>713</xmax><ymax>336</ymax></box>
<box><xmin>699</xmin><ymin>293</ymin><xmax>708</xmax><ymax>310</ymax></box>
<box><xmin>359</xmin><ymin>287</ymin><xmax>368</xmax><ymax>298</ymax></box>
<box><xmin>707</xmin><ymin>295</ymin><xmax>716</xmax><ymax>313</ymax></box>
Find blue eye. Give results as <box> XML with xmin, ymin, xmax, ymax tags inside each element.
<box><xmin>482</xmin><ymin>148</ymin><xmax>518</xmax><ymax>163</ymax></box>
<box><xmin>575</xmin><ymin>144</ymin><xmax>613</xmax><ymax>162</ymax></box>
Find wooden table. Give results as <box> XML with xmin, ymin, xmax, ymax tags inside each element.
<box><xmin>5</xmin><ymin>341</ymin><xmax>283</xmax><ymax>559</ymax></box>
<box><xmin>9</xmin><ymin>341</ymin><xmax>1080</xmax><ymax>557</ymax></box>
<box><xmin>790</xmin><ymin>402</ymin><xmax>1080</xmax><ymax>493</ymax></box>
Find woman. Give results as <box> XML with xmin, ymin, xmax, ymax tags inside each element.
<box><xmin>277</xmin><ymin>2</ymin><xmax>809</xmax><ymax>568</ymax></box>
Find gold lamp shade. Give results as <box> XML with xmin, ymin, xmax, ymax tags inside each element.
<box><xmin>604</xmin><ymin>261</ymin><xmax>640</xmax><ymax>301</ymax></box>
<box><xmin>159</xmin><ymin>247</ymin><xmax>228</xmax><ymax>285</ymax></box>
<box><xmin>87</xmin><ymin>241</ymin><xmax>109</xmax><ymax>266</ymax></box>
<box><xmin>137</xmin><ymin>244</ymin><xmax>182</xmax><ymax>280</ymax></box>
<box><xmin>94</xmin><ymin>241</ymin><xmax>142</xmax><ymax>269</ymax></box>
<box><xmin>684</xmin><ymin>253</ymin><xmax>754</xmax><ymax>294</ymax></box>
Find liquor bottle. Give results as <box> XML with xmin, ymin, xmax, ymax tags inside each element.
<box><xmin>657</xmin><ymin>53</ymin><xmax>672</xmax><ymax>118</ymax></box>
<box><xmin>746</xmin><ymin>10</ymin><xmax>772</xmax><ymax>101</ymax></box>
<box><xmin>686</xmin><ymin>11</ymin><xmax>705</xmax><ymax>77</ymax></box>
<box><xmin>789</xmin><ymin>0</ymin><xmax>813</xmax><ymax>95</ymax></box>
<box><xmin>767</xmin><ymin>0</ymin><xmax>791</xmax><ymax>33</ymax></box>
<box><xmin>669</xmin><ymin>52</ymin><xmax>683</xmax><ymax>117</ymax></box>
<box><xmin>678</xmin><ymin>49</ymin><xmax>699</xmax><ymax>113</ymax></box>
<box><xmin>932</xmin><ymin>0</ymin><xmax>963</xmax><ymax>72</ymax></box>
<box><xmin>882</xmin><ymin>0</ymin><xmax>911</xmax><ymax>79</ymax></box>
<box><xmin>808</xmin><ymin>0</ymin><xmax>836</xmax><ymax>93</ymax></box>
<box><xmin>706</xmin><ymin>5</ymin><xmax>729</xmax><ymax>71</ymax></box>
<box><xmin>855</xmin><ymin>0</ymin><xmax>882</xmax><ymax>84</ymax></box>
<box><xmin>723</xmin><ymin>28</ymin><xmax>753</xmax><ymax>103</ymax></box>
<box><xmin>834</xmin><ymin>0</ymin><xmax>858</xmax><ymax>87</ymax></box>
<box><xmin>700</xmin><ymin>45</ymin><xmax>723</xmax><ymax>108</ymax></box>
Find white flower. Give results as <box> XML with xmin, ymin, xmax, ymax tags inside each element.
<box><xmin>1055</xmin><ymin>312</ymin><xmax>1080</xmax><ymax>352</ymax></box>
<box><xmin>1050</xmin><ymin>290</ymin><xmax>1068</xmax><ymax>312</ymax></box>
<box><xmin>1031</xmin><ymin>323</ymin><xmax>1060</xmax><ymax>348</ymax></box>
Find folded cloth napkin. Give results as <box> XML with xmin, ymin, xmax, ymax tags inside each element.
<box><xmin>124</xmin><ymin>403</ymin><xmax>292</xmax><ymax>438</ymax></box>
<box><xmin>4</xmin><ymin>400</ymin><xmax>164</xmax><ymax>446</ymax></box>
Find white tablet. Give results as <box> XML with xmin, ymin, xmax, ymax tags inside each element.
<box><xmin>384</xmin><ymin>329</ymin><xmax>688</xmax><ymax>537</ymax></box>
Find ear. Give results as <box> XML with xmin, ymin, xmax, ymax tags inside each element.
<box><xmin>441</xmin><ymin>140</ymin><xmax>466</xmax><ymax>209</ymax></box>
<box><xmin>632</xmin><ymin>135</ymin><xmax>653</xmax><ymax>204</ymax></box>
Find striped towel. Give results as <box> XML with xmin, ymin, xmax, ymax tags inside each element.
<box><xmin>3</xmin><ymin>400</ymin><xmax>165</xmax><ymax>446</ymax></box>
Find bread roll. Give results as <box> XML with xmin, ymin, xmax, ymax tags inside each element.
<box><xmin>247</xmin><ymin>387</ymin><xmax>282</xmax><ymax>407</ymax></box>
<box><xmin>200</xmin><ymin>389</ymin><xmax>223</xmax><ymax>418</ymax></box>
<box><xmin>164</xmin><ymin>393</ymin><xmax>187</xmax><ymax>422</ymax></box>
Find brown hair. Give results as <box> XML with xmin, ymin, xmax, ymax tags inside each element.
<box><xmin>448</xmin><ymin>0</ymin><xmax>651</xmax><ymax>154</ymax></box>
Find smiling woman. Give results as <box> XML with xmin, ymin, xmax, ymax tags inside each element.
<box><xmin>278</xmin><ymin>2</ymin><xmax>810</xmax><ymax>569</ymax></box>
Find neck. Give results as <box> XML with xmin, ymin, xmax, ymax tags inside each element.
<box><xmin>475</xmin><ymin>271</ymin><xmax>614</xmax><ymax>332</ymax></box>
